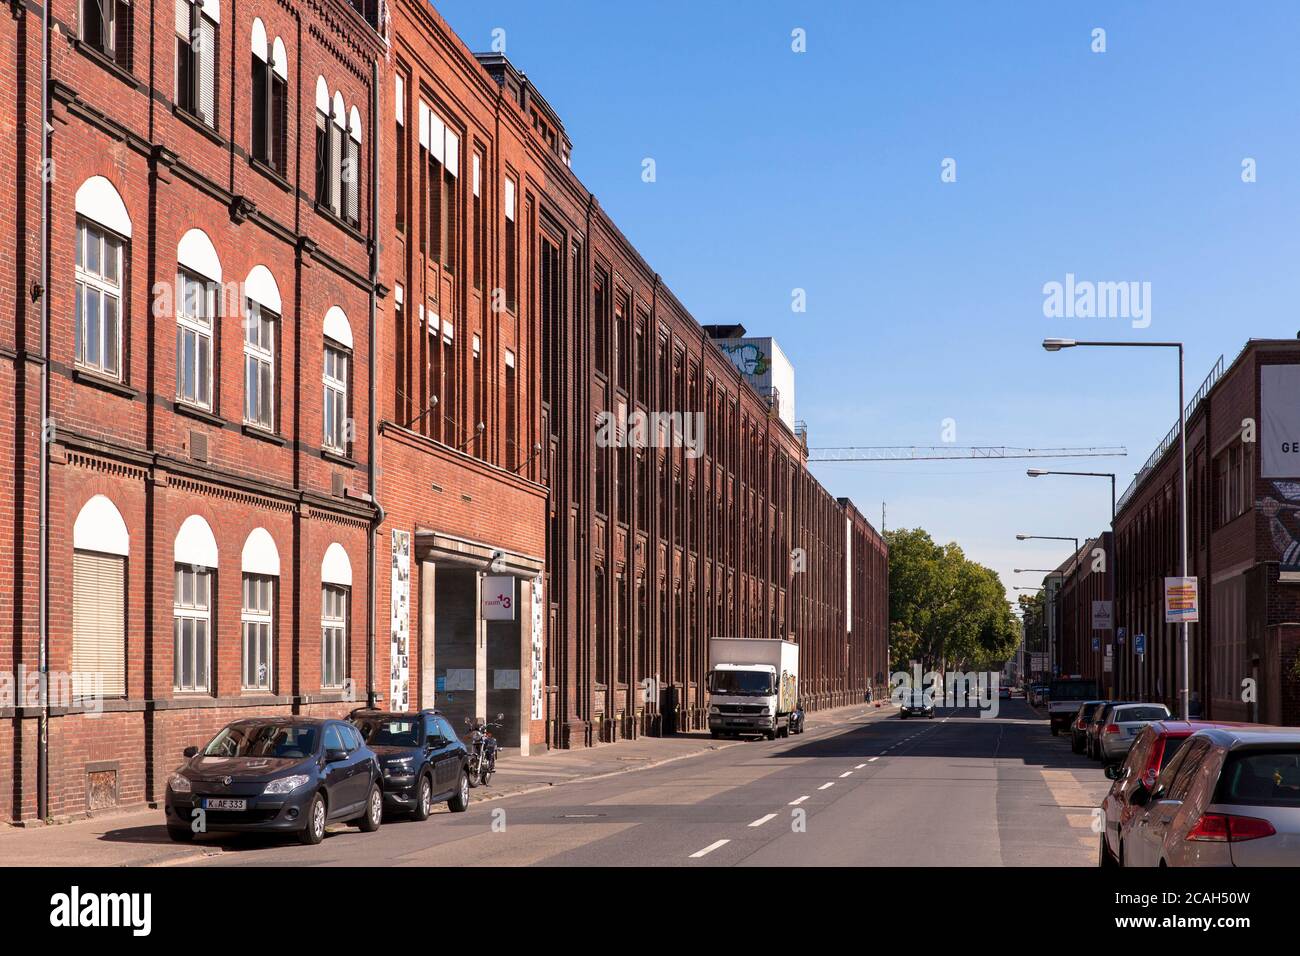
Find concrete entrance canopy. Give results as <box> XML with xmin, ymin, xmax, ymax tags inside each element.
<box><xmin>413</xmin><ymin>529</ymin><xmax>545</xmax><ymax>755</ymax></box>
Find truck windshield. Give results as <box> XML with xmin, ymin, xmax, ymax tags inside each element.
<box><xmin>708</xmin><ymin>671</ymin><xmax>774</xmax><ymax>696</ymax></box>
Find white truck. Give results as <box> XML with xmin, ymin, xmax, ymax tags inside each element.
<box><xmin>706</xmin><ymin>638</ymin><xmax>801</xmax><ymax>740</ymax></box>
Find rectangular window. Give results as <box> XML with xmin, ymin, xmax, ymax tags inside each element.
<box><xmin>175</xmin><ymin>1</ymin><xmax>216</xmax><ymax>127</ymax></box>
<box><xmin>72</xmin><ymin>549</ymin><xmax>126</xmax><ymax>698</ymax></box>
<box><xmin>472</xmin><ymin>152</ymin><xmax>483</xmax><ymax>290</ymax></box>
<box><xmin>395</xmin><ymin>73</ymin><xmax>406</xmax><ymax>233</ymax></box>
<box><xmin>243</xmin><ymin>300</ymin><xmax>275</xmax><ymax>430</ymax></box>
<box><xmin>505</xmin><ymin>351</ymin><xmax>517</xmax><ymax>470</ymax></box>
<box><xmin>593</xmin><ymin>272</ymin><xmax>607</xmax><ymax>375</ymax></box>
<box><xmin>252</xmin><ymin>53</ymin><xmax>287</xmax><ymax>174</ymax></box>
<box><xmin>82</xmin><ymin>0</ymin><xmax>132</xmax><ymax>70</ymax></box>
<box><xmin>441</xmin><ymin>326</ymin><xmax>457</xmax><ymax>440</ymax></box>
<box><xmin>241</xmin><ymin>574</ymin><xmax>274</xmax><ymax>690</ymax></box>
<box><xmin>323</xmin><ymin>343</ymin><xmax>349</xmax><ymax>453</ymax></box>
<box><xmin>173</xmin><ymin>565</ymin><xmax>211</xmax><ymax>692</ymax></box>
<box><xmin>321</xmin><ymin>585</ymin><xmax>348</xmax><ymax>688</ymax></box>
<box><xmin>344</xmin><ymin>133</ymin><xmax>360</xmax><ymax>226</ymax></box>
<box><xmin>472</xmin><ymin>336</ymin><xmax>484</xmax><ymax>458</ymax></box>
<box><xmin>176</xmin><ymin>269</ymin><xmax>214</xmax><ymax>409</ymax></box>
<box><xmin>504</xmin><ymin>177</ymin><xmax>517</xmax><ymax>312</ymax></box>
<box><xmin>75</xmin><ymin>220</ymin><xmax>123</xmax><ymax>379</ymax></box>
<box><xmin>315</xmin><ymin>106</ymin><xmax>330</xmax><ymax>208</ymax></box>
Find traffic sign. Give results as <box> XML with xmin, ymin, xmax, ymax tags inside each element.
<box><xmin>1134</xmin><ymin>633</ymin><xmax>1146</xmax><ymax>655</ymax></box>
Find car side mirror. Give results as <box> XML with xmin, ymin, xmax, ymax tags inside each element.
<box><xmin>325</xmin><ymin>748</ymin><xmax>348</xmax><ymax>763</ymax></box>
<box><xmin>183</xmin><ymin>745</ymin><xmax>199</xmax><ymax>759</ymax></box>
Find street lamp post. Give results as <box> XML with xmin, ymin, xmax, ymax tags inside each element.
<box><xmin>1017</xmin><ymin>534</ymin><xmax>1081</xmax><ymax>682</ymax></box>
<box><xmin>1043</xmin><ymin>338</ymin><xmax>1189</xmax><ymax>719</ymax></box>
<box><xmin>1027</xmin><ymin>468</ymin><xmax>1119</xmax><ymax>695</ymax></box>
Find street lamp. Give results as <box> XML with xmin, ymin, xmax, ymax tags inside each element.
<box><xmin>1043</xmin><ymin>337</ymin><xmax>1189</xmax><ymax>719</ymax></box>
<box><xmin>1017</xmin><ymin>534</ymin><xmax>1081</xmax><ymax>683</ymax></box>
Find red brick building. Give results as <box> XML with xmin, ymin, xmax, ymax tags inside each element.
<box><xmin>1</xmin><ymin>0</ymin><xmax>385</xmax><ymax>822</ymax></box>
<box><xmin>1049</xmin><ymin>339</ymin><xmax>1300</xmax><ymax>726</ymax></box>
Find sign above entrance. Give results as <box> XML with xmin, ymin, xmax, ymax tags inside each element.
<box><xmin>483</xmin><ymin>575</ymin><xmax>516</xmax><ymax>620</ymax></box>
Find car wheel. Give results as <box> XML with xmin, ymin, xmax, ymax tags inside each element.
<box><xmin>710</xmin><ymin>730</ymin><xmax>720</xmax><ymax>739</ymax></box>
<box><xmin>358</xmin><ymin>783</ymin><xmax>383</xmax><ymax>832</ymax></box>
<box><xmin>167</xmin><ymin>825</ymin><xmax>194</xmax><ymax>843</ymax></box>
<box><xmin>301</xmin><ymin>793</ymin><xmax>327</xmax><ymax>845</ymax></box>
<box><xmin>448</xmin><ymin>770</ymin><xmax>470</xmax><ymax>813</ymax></box>
<box><xmin>413</xmin><ymin>775</ymin><xmax>432</xmax><ymax>822</ymax></box>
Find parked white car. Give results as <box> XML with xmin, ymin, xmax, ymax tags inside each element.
<box><xmin>1123</xmin><ymin>727</ymin><xmax>1300</xmax><ymax>867</ymax></box>
<box><xmin>1097</xmin><ymin>703</ymin><xmax>1170</xmax><ymax>763</ymax></box>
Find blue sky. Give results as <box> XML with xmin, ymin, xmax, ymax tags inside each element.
<box><xmin>435</xmin><ymin>0</ymin><xmax>1300</xmax><ymax>601</ymax></box>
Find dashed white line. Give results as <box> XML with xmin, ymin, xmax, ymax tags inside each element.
<box><xmin>789</xmin><ymin>795</ymin><xmax>810</xmax><ymax>806</ymax></box>
<box><xmin>867</xmin><ymin>757</ymin><xmax>879</xmax><ymax>763</ymax></box>
<box><xmin>839</xmin><ymin>771</ymin><xmax>853</xmax><ymax>778</ymax></box>
<box><xmin>690</xmin><ymin>839</ymin><xmax>730</xmax><ymax>858</ymax></box>
<box><xmin>749</xmin><ymin>813</ymin><xmax>777</xmax><ymax>827</ymax></box>
<box><xmin>855</xmin><ymin>763</ymin><xmax>868</xmax><ymax>769</ymax></box>
<box><xmin>818</xmin><ymin>781</ymin><xmax>835</xmax><ymax>790</ymax></box>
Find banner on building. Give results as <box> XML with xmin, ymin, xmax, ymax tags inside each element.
<box><xmin>531</xmin><ymin>575</ymin><xmax>544</xmax><ymax>720</ymax></box>
<box><xmin>390</xmin><ymin>530</ymin><xmax>411</xmax><ymax>710</ymax></box>
<box><xmin>482</xmin><ymin>575</ymin><xmax>516</xmax><ymax>620</ymax></box>
<box><xmin>1164</xmin><ymin>577</ymin><xmax>1199</xmax><ymax>624</ymax></box>
<box><xmin>1092</xmin><ymin>600</ymin><xmax>1113</xmax><ymax>630</ymax></box>
<box><xmin>1261</xmin><ymin>364</ymin><xmax>1300</xmax><ymax>478</ymax></box>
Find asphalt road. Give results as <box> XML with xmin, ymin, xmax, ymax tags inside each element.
<box><xmin>185</xmin><ymin>697</ymin><xmax>1111</xmax><ymax>867</ymax></box>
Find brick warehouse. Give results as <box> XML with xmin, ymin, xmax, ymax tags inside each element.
<box><xmin>1</xmin><ymin>0</ymin><xmax>888</xmax><ymax>821</ymax></box>
<box><xmin>1045</xmin><ymin>339</ymin><xmax>1300</xmax><ymax>726</ymax></box>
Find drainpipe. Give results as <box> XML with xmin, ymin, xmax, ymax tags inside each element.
<box><xmin>36</xmin><ymin>0</ymin><xmax>51</xmax><ymax>823</ymax></box>
<box><xmin>365</xmin><ymin>57</ymin><xmax>382</xmax><ymax>709</ymax></box>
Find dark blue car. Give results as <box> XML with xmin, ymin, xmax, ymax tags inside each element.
<box><xmin>350</xmin><ymin>709</ymin><xmax>470</xmax><ymax>820</ymax></box>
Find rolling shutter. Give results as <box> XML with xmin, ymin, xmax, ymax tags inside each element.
<box><xmin>73</xmin><ymin>550</ymin><xmax>126</xmax><ymax>697</ymax></box>
<box><xmin>197</xmin><ymin>16</ymin><xmax>217</xmax><ymax>126</ymax></box>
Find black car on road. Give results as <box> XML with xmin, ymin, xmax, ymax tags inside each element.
<box><xmin>165</xmin><ymin>717</ymin><xmax>384</xmax><ymax>845</ymax></box>
<box><xmin>350</xmin><ymin>709</ymin><xmax>470</xmax><ymax>819</ymax></box>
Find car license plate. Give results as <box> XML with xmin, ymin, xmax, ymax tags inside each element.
<box><xmin>201</xmin><ymin>798</ymin><xmax>247</xmax><ymax>811</ymax></box>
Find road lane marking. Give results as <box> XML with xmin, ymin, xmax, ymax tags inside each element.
<box><xmin>867</xmin><ymin>757</ymin><xmax>879</xmax><ymax>763</ymax></box>
<box><xmin>818</xmin><ymin>782</ymin><xmax>835</xmax><ymax>790</ymax></box>
<box><xmin>749</xmin><ymin>813</ymin><xmax>777</xmax><ymax>827</ymax></box>
<box><xmin>839</xmin><ymin>771</ymin><xmax>853</xmax><ymax>778</ymax></box>
<box><xmin>789</xmin><ymin>795</ymin><xmax>809</xmax><ymax>805</ymax></box>
<box><xmin>855</xmin><ymin>763</ymin><xmax>868</xmax><ymax>769</ymax></box>
<box><xmin>690</xmin><ymin>839</ymin><xmax>730</xmax><ymax>858</ymax></box>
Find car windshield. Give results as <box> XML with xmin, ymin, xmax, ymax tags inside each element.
<box><xmin>360</xmin><ymin>718</ymin><xmax>421</xmax><ymax>747</ymax></box>
<box><xmin>203</xmin><ymin>723</ymin><xmax>318</xmax><ymax>759</ymax></box>
<box><xmin>708</xmin><ymin>670</ymin><xmax>774</xmax><ymax>695</ymax></box>
<box><xmin>1218</xmin><ymin>749</ymin><xmax>1300</xmax><ymax>806</ymax></box>
<box><xmin>1115</xmin><ymin>706</ymin><xmax>1168</xmax><ymax>722</ymax></box>
<box><xmin>1080</xmin><ymin>702</ymin><xmax>1101</xmax><ymax>717</ymax></box>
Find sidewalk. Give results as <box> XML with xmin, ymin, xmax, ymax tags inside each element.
<box><xmin>0</xmin><ymin>698</ymin><xmax>895</xmax><ymax>866</ymax></box>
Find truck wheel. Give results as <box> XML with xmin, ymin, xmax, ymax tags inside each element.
<box><xmin>710</xmin><ymin>731</ymin><xmax>719</xmax><ymax>739</ymax></box>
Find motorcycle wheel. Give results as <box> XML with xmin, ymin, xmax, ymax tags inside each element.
<box><xmin>466</xmin><ymin>757</ymin><xmax>480</xmax><ymax>788</ymax></box>
<box><xmin>479</xmin><ymin>768</ymin><xmax>493</xmax><ymax>787</ymax></box>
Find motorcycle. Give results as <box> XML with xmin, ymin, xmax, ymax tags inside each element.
<box><xmin>465</xmin><ymin>713</ymin><xmax>504</xmax><ymax>787</ymax></box>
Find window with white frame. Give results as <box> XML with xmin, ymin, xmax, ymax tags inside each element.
<box><xmin>321</xmin><ymin>585</ymin><xmax>348</xmax><ymax>688</ymax></box>
<box><xmin>175</xmin><ymin>0</ymin><xmax>217</xmax><ymax>128</ymax></box>
<box><xmin>323</xmin><ymin>343</ymin><xmax>349</xmax><ymax>452</ymax></box>
<box><xmin>241</xmin><ymin>573</ymin><xmax>274</xmax><ymax>690</ymax></box>
<box><xmin>243</xmin><ymin>299</ymin><xmax>275</xmax><ymax>429</ymax></box>
<box><xmin>75</xmin><ymin>219</ymin><xmax>124</xmax><ymax>378</ymax></box>
<box><xmin>251</xmin><ymin>22</ymin><xmax>288</xmax><ymax>174</ymax></box>
<box><xmin>176</xmin><ymin>269</ymin><xmax>215</xmax><ymax>409</ymax></box>
<box><xmin>173</xmin><ymin>565</ymin><xmax>211</xmax><ymax>692</ymax></box>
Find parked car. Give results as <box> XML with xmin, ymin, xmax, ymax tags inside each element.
<box><xmin>998</xmin><ymin>685</ymin><xmax>1011</xmax><ymax>701</ymax></box>
<box><xmin>1097</xmin><ymin>703</ymin><xmax>1171</xmax><ymax>764</ymax></box>
<box><xmin>1098</xmin><ymin>719</ymin><xmax>1243</xmax><ymax>867</ymax></box>
<box><xmin>1028</xmin><ymin>685</ymin><xmax>1048</xmax><ymax>707</ymax></box>
<box><xmin>1122</xmin><ymin>726</ymin><xmax>1300</xmax><ymax>866</ymax></box>
<box><xmin>1070</xmin><ymin>700</ymin><xmax>1107</xmax><ymax>754</ymax></box>
<box><xmin>350</xmin><ymin>709</ymin><xmax>470</xmax><ymax>819</ymax></box>
<box><xmin>1086</xmin><ymin>702</ymin><xmax>1123</xmax><ymax>759</ymax></box>
<box><xmin>165</xmin><ymin>717</ymin><xmax>383</xmax><ymax>845</ymax></box>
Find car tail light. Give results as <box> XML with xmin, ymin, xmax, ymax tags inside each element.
<box><xmin>1104</xmin><ymin>724</ymin><xmax>1120</xmax><ymax>735</ymax></box>
<box><xmin>1075</xmin><ymin>718</ymin><xmax>1085</xmax><ymax>729</ymax></box>
<box><xmin>1186</xmin><ymin>813</ymin><xmax>1276</xmax><ymax>843</ymax></box>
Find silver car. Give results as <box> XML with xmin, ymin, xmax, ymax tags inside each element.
<box><xmin>1098</xmin><ymin>703</ymin><xmax>1170</xmax><ymax>763</ymax></box>
<box><xmin>1124</xmin><ymin>727</ymin><xmax>1300</xmax><ymax>866</ymax></box>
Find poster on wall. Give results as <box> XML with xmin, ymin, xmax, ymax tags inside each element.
<box><xmin>482</xmin><ymin>575</ymin><xmax>516</xmax><ymax>620</ymax></box>
<box><xmin>1261</xmin><ymin>364</ymin><xmax>1300</xmax><ymax>478</ymax></box>
<box><xmin>390</xmin><ymin>530</ymin><xmax>411</xmax><ymax>710</ymax></box>
<box><xmin>531</xmin><ymin>575</ymin><xmax>544</xmax><ymax>721</ymax></box>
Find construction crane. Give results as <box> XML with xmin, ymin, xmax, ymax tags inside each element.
<box><xmin>806</xmin><ymin>446</ymin><xmax>1127</xmax><ymax>462</ymax></box>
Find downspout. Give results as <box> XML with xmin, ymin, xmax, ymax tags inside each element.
<box><xmin>37</xmin><ymin>0</ymin><xmax>51</xmax><ymax>822</ymax></box>
<box><xmin>365</xmin><ymin>56</ymin><xmax>382</xmax><ymax>708</ymax></box>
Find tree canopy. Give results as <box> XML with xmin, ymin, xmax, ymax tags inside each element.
<box><xmin>886</xmin><ymin>527</ymin><xmax>1021</xmax><ymax>673</ymax></box>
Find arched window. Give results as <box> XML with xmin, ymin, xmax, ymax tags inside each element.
<box><xmin>176</xmin><ymin>228</ymin><xmax>221</xmax><ymax>410</ymax></box>
<box><xmin>241</xmin><ymin>528</ymin><xmax>280</xmax><ymax>690</ymax></box>
<box><xmin>243</xmin><ymin>265</ymin><xmax>280</xmax><ymax>430</ymax></box>
<box><xmin>251</xmin><ymin>20</ymin><xmax>288</xmax><ymax>174</ymax></box>
<box><xmin>72</xmin><ymin>495</ymin><xmax>129</xmax><ymax>698</ymax></box>
<box><xmin>322</xmin><ymin>306</ymin><xmax>352</xmax><ymax>454</ymax></box>
<box><xmin>315</xmin><ymin>79</ymin><xmax>361</xmax><ymax>226</ymax></box>
<box><xmin>321</xmin><ymin>543</ymin><xmax>351</xmax><ymax>689</ymax></box>
<box><xmin>175</xmin><ymin>0</ymin><xmax>219</xmax><ymax>128</ymax></box>
<box><xmin>74</xmin><ymin>177</ymin><xmax>131</xmax><ymax>380</ymax></box>
<box><xmin>173</xmin><ymin>515</ymin><xmax>218</xmax><ymax>692</ymax></box>
<box><xmin>80</xmin><ymin>0</ymin><xmax>132</xmax><ymax>70</ymax></box>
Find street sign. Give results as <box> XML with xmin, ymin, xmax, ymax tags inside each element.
<box><xmin>1092</xmin><ymin>600</ymin><xmax>1113</xmax><ymax>630</ymax></box>
<box><xmin>1135</xmin><ymin>633</ymin><xmax>1146</xmax><ymax>655</ymax></box>
<box><xmin>1091</xmin><ymin>636</ymin><xmax>1100</xmax><ymax>652</ymax></box>
<box><xmin>1164</xmin><ymin>577</ymin><xmax>1199</xmax><ymax>624</ymax></box>
<box><xmin>1117</xmin><ymin>626</ymin><xmax>1127</xmax><ymax>645</ymax></box>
